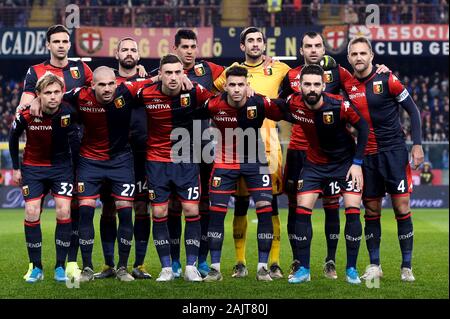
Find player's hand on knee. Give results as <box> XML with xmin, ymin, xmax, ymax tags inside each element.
<box><xmin>347</xmin><ymin>164</ymin><xmax>363</xmax><ymax>191</ymax></box>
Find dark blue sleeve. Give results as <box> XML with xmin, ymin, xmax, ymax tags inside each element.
<box><xmin>399</xmin><ymin>95</ymin><xmax>422</xmax><ymax>145</ymax></box>
<box><xmin>9</xmin><ymin>113</ymin><xmax>27</xmax><ymax>169</ymax></box>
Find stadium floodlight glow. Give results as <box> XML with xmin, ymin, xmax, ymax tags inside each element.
<box><xmin>68</xmin><ymin>57</ymin><xmax>92</xmax><ymax>62</ymax></box>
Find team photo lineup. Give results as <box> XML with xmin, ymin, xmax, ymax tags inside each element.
<box><xmin>0</xmin><ymin>1</ymin><xmax>448</xmax><ymax>301</ymax></box>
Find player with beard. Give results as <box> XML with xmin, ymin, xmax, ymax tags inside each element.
<box><xmin>94</xmin><ymin>38</ymin><xmax>155</xmax><ymax>280</ymax></box>
<box><xmin>279</xmin><ymin>31</ymin><xmax>389</xmax><ymax>280</ymax></box>
<box><xmin>280</xmin><ymin>65</ymin><xmax>369</xmax><ymax>284</ymax></box>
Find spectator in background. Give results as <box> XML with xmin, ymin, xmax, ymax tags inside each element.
<box><xmin>309</xmin><ymin>0</ymin><xmax>320</xmax><ymax>25</ymax></box>
<box><xmin>420</xmin><ymin>162</ymin><xmax>434</xmax><ymax>185</ymax></box>
<box><xmin>344</xmin><ymin>0</ymin><xmax>359</xmax><ymax>24</ymax></box>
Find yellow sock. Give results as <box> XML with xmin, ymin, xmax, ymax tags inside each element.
<box><xmin>233</xmin><ymin>215</ymin><xmax>248</xmax><ymax>265</ymax></box>
<box><xmin>269</xmin><ymin>214</ymin><xmax>281</xmax><ymax>266</ymax></box>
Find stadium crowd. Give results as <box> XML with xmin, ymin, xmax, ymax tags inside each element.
<box><xmin>0</xmin><ymin>71</ymin><xmax>448</xmax><ymax>142</ymax></box>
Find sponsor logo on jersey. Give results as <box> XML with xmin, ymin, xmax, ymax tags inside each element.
<box><xmin>212</xmin><ymin>176</ymin><xmax>221</xmax><ymax>188</ymax></box>
<box><xmin>194</xmin><ymin>63</ymin><xmax>206</xmax><ymax>76</ymax></box>
<box><xmin>70</xmin><ymin>67</ymin><xmax>80</xmax><ymax>79</ymax></box>
<box><xmin>247</xmin><ymin>105</ymin><xmax>257</xmax><ymax>119</ymax></box>
<box><xmin>114</xmin><ymin>96</ymin><xmax>125</xmax><ymax>109</ymax></box>
<box><xmin>77</xmin><ymin>182</ymin><xmax>85</xmax><ymax>193</ymax></box>
<box><xmin>180</xmin><ymin>93</ymin><xmax>190</xmax><ymax>107</ymax></box>
<box><xmin>373</xmin><ymin>81</ymin><xmax>383</xmax><ymax>94</ymax></box>
<box><xmin>323</xmin><ymin>111</ymin><xmax>334</xmax><ymax>124</ymax></box>
<box><xmin>33</xmin><ymin>118</ymin><xmax>42</xmax><ymax>123</ymax></box>
<box><xmin>61</xmin><ymin>114</ymin><xmax>70</xmax><ymax>127</ymax></box>
<box><xmin>148</xmin><ymin>190</ymin><xmax>156</xmax><ymax>200</ymax></box>
<box><xmin>323</xmin><ymin>70</ymin><xmax>333</xmax><ymax>83</ymax></box>
<box><xmin>22</xmin><ymin>185</ymin><xmax>30</xmax><ymax>196</ymax></box>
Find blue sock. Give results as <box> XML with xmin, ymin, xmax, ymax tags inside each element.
<box><xmin>24</xmin><ymin>219</ymin><xmax>42</xmax><ymax>270</ymax></box>
<box><xmin>78</xmin><ymin>205</ymin><xmax>95</xmax><ymax>270</ymax></box>
<box><xmin>208</xmin><ymin>206</ymin><xmax>227</xmax><ymax>264</ymax></box>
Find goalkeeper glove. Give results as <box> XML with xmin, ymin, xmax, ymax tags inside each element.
<box><xmin>319</xmin><ymin>55</ymin><xmax>337</xmax><ymax>71</ymax></box>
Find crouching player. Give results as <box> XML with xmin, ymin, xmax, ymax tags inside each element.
<box><xmin>282</xmin><ymin>65</ymin><xmax>369</xmax><ymax>284</ymax></box>
<box><xmin>9</xmin><ymin>74</ymin><xmax>77</xmax><ymax>283</ymax></box>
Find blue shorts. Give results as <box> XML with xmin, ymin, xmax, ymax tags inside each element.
<box><xmin>363</xmin><ymin>148</ymin><xmax>413</xmax><ymax>200</ymax></box>
<box><xmin>200</xmin><ymin>161</ymin><xmax>212</xmax><ymax>202</ymax></box>
<box><xmin>133</xmin><ymin>150</ymin><xmax>148</xmax><ymax>202</ymax></box>
<box><xmin>146</xmin><ymin>161</ymin><xmax>200</xmax><ymax>205</ymax></box>
<box><xmin>298</xmin><ymin>158</ymin><xmax>361</xmax><ymax>197</ymax></box>
<box><xmin>210</xmin><ymin>163</ymin><xmax>273</xmax><ymax>203</ymax></box>
<box><xmin>21</xmin><ymin>164</ymin><xmax>73</xmax><ymax>202</ymax></box>
<box><xmin>77</xmin><ymin>152</ymin><xmax>135</xmax><ymax>200</ymax></box>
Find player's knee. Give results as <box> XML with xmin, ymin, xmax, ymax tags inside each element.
<box><xmin>25</xmin><ymin>204</ymin><xmax>40</xmax><ymax>221</ymax></box>
<box><xmin>323</xmin><ymin>196</ymin><xmax>339</xmax><ymax>206</ymax></box>
<box><xmin>115</xmin><ymin>200</ymin><xmax>132</xmax><ymax>210</ymax></box>
<box><xmin>152</xmin><ymin>205</ymin><xmax>168</xmax><ymax>218</ymax></box>
<box><xmin>255</xmin><ymin>200</ymin><xmax>271</xmax><ymax>209</ymax></box>
<box><xmin>183</xmin><ymin>204</ymin><xmax>199</xmax><ymax>217</ymax></box>
<box><xmin>79</xmin><ymin>199</ymin><xmax>96</xmax><ymax>207</ymax></box>
<box><xmin>392</xmin><ymin>198</ymin><xmax>410</xmax><ymax>216</ymax></box>
<box><xmin>55</xmin><ymin>206</ymin><xmax>71</xmax><ymax>220</ymax></box>
<box><xmin>363</xmin><ymin>199</ymin><xmax>381</xmax><ymax>217</ymax></box>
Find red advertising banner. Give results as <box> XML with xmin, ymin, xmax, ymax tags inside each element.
<box><xmin>411</xmin><ymin>169</ymin><xmax>443</xmax><ymax>186</ymax></box>
<box><xmin>75</xmin><ymin>27</ymin><xmax>214</xmax><ymax>58</ymax></box>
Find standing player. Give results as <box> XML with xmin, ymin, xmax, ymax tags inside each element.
<box><xmin>94</xmin><ymin>38</ymin><xmax>152</xmax><ymax>280</ymax></box>
<box><xmin>279</xmin><ymin>31</ymin><xmax>389</xmax><ymax>279</ymax></box>
<box><xmin>10</xmin><ymin>74</ymin><xmax>77</xmax><ymax>283</ymax></box>
<box><xmin>139</xmin><ymin>54</ymin><xmax>214</xmax><ymax>282</ymax></box>
<box><xmin>53</xmin><ymin>67</ymin><xmax>151</xmax><ymax>282</ymax></box>
<box><xmin>199</xmin><ymin>66</ymin><xmax>285</xmax><ymax>282</ymax></box>
<box><xmin>343</xmin><ymin>37</ymin><xmax>424</xmax><ymax>282</ymax></box>
<box><xmin>281</xmin><ymin>65</ymin><xmax>369</xmax><ymax>284</ymax></box>
<box><xmin>214</xmin><ymin>27</ymin><xmax>290</xmax><ymax>279</ymax></box>
<box><xmin>167</xmin><ymin>29</ymin><xmax>225</xmax><ymax>278</ymax></box>
<box><xmin>19</xmin><ymin>24</ymin><xmax>92</xmax><ymax>280</ymax></box>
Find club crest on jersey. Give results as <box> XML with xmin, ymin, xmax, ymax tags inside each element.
<box><xmin>114</xmin><ymin>96</ymin><xmax>125</xmax><ymax>109</ymax></box>
<box><xmin>148</xmin><ymin>190</ymin><xmax>156</xmax><ymax>200</ymax></box>
<box><xmin>323</xmin><ymin>71</ymin><xmax>333</xmax><ymax>83</ymax></box>
<box><xmin>70</xmin><ymin>67</ymin><xmax>80</xmax><ymax>79</ymax></box>
<box><xmin>263</xmin><ymin>66</ymin><xmax>273</xmax><ymax>76</ymax></box>
<box><xmin>247</xmin><ymin>106</ymin><xmax>257</xmax><ymax>119</ymax></box>
<box><xmin>194</xmin><ymin>64</ymin><xmax>206</xmax><ymax>76</ymax></box>
<box><xmin>373</xmin><ymin>81</ymin><xmax>383</xmax><ymax>94</ymax></box>
<box><xmin>180</xmin><ymin>93</ymin><xmax>191</xmax><ymax>107</ymax></box>
<box><xmin>61</xmin><ymin>115</ymin><xmax>71</xmax><ymax>127</ymax></box>
<box><xmin>323</xmin><ymin>111</ymin><xmax>334</xmax><ymax>124</ymax></box>
<box><xmin>77</xmin><ymin>182</ymin><xmax>85</xmax><ymax>193</ymax></box>
<box><xmin>297</xmin><ymin>180</ymin><xmax>303</xmax><ymax>191</ymax></box>
<box><xmin>212</xmin><ymin>177</ymin><xmax>221</xmax><ymax>188</ymax></box>
<box><xmin>22</xmin><ymin>185</ymin><xmax>30</xmax><ymax>196</ymax></box>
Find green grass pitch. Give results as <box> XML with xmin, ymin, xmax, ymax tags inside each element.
<box><xmin>0</xmin><ymin>208</ymin><xmax>447</xmax><ymax>299</ymax></box>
